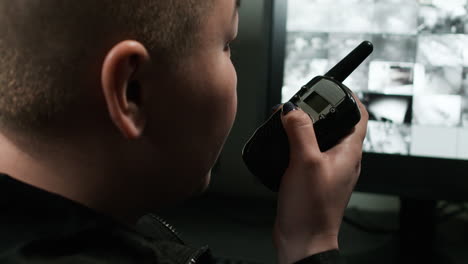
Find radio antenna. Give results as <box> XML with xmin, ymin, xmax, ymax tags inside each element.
<box><xmin>324</xmin><ymin>41</ymin><xmax>374</xmax><ymax>83</ymax></box>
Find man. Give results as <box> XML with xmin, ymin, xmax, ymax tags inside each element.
<box><xmin>0</xmin><ymin>0</ymin><xmax>367</xmax><ymax>263</ymax></box>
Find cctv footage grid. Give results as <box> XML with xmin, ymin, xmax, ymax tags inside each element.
<box><xmin>283</xmin><ymin>0</ymin><xmax>468</xmax><ymax>159</ymax></box>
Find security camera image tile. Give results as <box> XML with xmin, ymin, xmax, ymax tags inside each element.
<box><xmin>412</xmin><ymin>95</ymin><xmax>462</xmax><ymax>127</ymax></box>
<box><xmin>418</xmin><ymin>1</ymin><xmax>468</xmax><ymax>34</ymax></box>
<box><xmin>416</xmin><ymin>34</ymin><xmax>468</xmax><ymax>67</ymax></box>
<box><xmin>283</xmin><ymin>0</ymin><xmax>468</xmax><ymax>159</ymax></box>
<box><xmin>361</xmin><ymin>93</ymin><xmax>413</xmax><ymax>124</ymax></box>
<box><xmin>371</xmin><ymin>34</ymin><xmax>418</xmax><ymax>63</ymax></box>
<box><xmin>364</xmin><ymin>121</ymin><xmax>411</xmax><ymax>155</ymax></box>
<box><xmin>368</xmin><ymin>61</ymin><xmax>415</xmax><ymax>95</ymax></box>
<box><xmin>374</xmin><ymin>1</ymin><xmax>419</xmax><ymax>34</ymax></box>
<box><xmin>414</xmin><ymin>66</ymin><xmax>463</xmax><ymax>95</ymax></box>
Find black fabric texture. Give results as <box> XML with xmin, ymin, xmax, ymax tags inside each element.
<box><xmin>293</xmin><ymin>250</ymin><xmax>346</xmax><ymax>264</ymax></box>
<box><xmin>0</xmin><ymin>173</ymin><xmax>344</xmax><ymax>264</ymax></box>
<box><xmin>0</xmin><ymin>174</ymin><xmax>212</xmax><ymax>264</ymax></box>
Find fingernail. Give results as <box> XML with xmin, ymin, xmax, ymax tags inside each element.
<box><xmin>271</xmin><ymin>104</ymin><xmax>282</xmax><ymax>114</ymax></box>
<box><xmin>282</xmin><ymin>102</ymin><xmax>297</xmax><ymax>116</ymax></box>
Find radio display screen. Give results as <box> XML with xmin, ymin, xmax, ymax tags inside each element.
<box><xmin>305</xmin><ymin>92</ymin><xmax>329</xmax><ymax>113</ymax></box>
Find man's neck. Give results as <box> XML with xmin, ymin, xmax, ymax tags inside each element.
<box><xmin>0</xmin><ymin>131</ymin><xmax>144</xmax><ymax>225</ymax></box>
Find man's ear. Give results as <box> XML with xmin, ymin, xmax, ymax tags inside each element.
<box><xmin>101</xmin><ymin>40</ymin><xmax>150</xmax><ymax>139</ymax></box>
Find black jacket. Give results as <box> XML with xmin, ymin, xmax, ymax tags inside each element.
<box><xmin>0</xmin><ymin>174</ymin><xmax>344</xmax><ymax>264</ymax></box>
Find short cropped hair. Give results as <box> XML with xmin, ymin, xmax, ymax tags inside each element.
<box><xmin>0</xmin><ymin>0</ymin><xmax>212</xmax><ymax>132</ymax></box>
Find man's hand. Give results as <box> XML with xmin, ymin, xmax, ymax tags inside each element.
<box><xmin>273</xmin><ymin>97</ymin><xmax>368</xmax><ymax>264</ymax></box>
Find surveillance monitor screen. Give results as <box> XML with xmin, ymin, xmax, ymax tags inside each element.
<box><xmin>282</xmin><ymin>0</ymin><xmax>468</xmax><ymax>160</ymax></box>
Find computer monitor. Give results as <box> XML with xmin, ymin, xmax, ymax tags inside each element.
<box><xmin>270</xmin><ymin>0</ymin><xmax>468</xmax><ymax>200</ymax></box>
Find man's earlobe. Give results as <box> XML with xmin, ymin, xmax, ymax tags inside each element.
<box><xmin>101</xmin><ymin>40</ymin><xmax>150</xmax><ymax>139</ymax></box>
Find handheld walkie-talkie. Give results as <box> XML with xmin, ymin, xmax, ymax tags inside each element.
<box><xmin>242</xmin><ymin>41</ymin><xmax>373</xmax><ymax>192</ymax></box>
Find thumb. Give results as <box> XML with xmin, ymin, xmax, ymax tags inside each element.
<box><xmin>281</xmin><ymin>102</ymin><xmax>321</xmax><ymax>159</ymax></box>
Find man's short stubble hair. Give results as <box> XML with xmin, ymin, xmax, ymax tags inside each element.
<box><xmin>0</xmin><ymin>0</ymin><xmax>212</xmax><ymax>133</ymax></box>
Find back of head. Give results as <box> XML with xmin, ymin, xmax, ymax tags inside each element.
<box><xmin>0</xmin><ymin>0</ymin><xmax>240</xmax><ymax>222</ymax></box>
<box><xmin>0</xmin><ymin>0</ymin><xmax>210</xmax><ymax>135</ymax></box>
